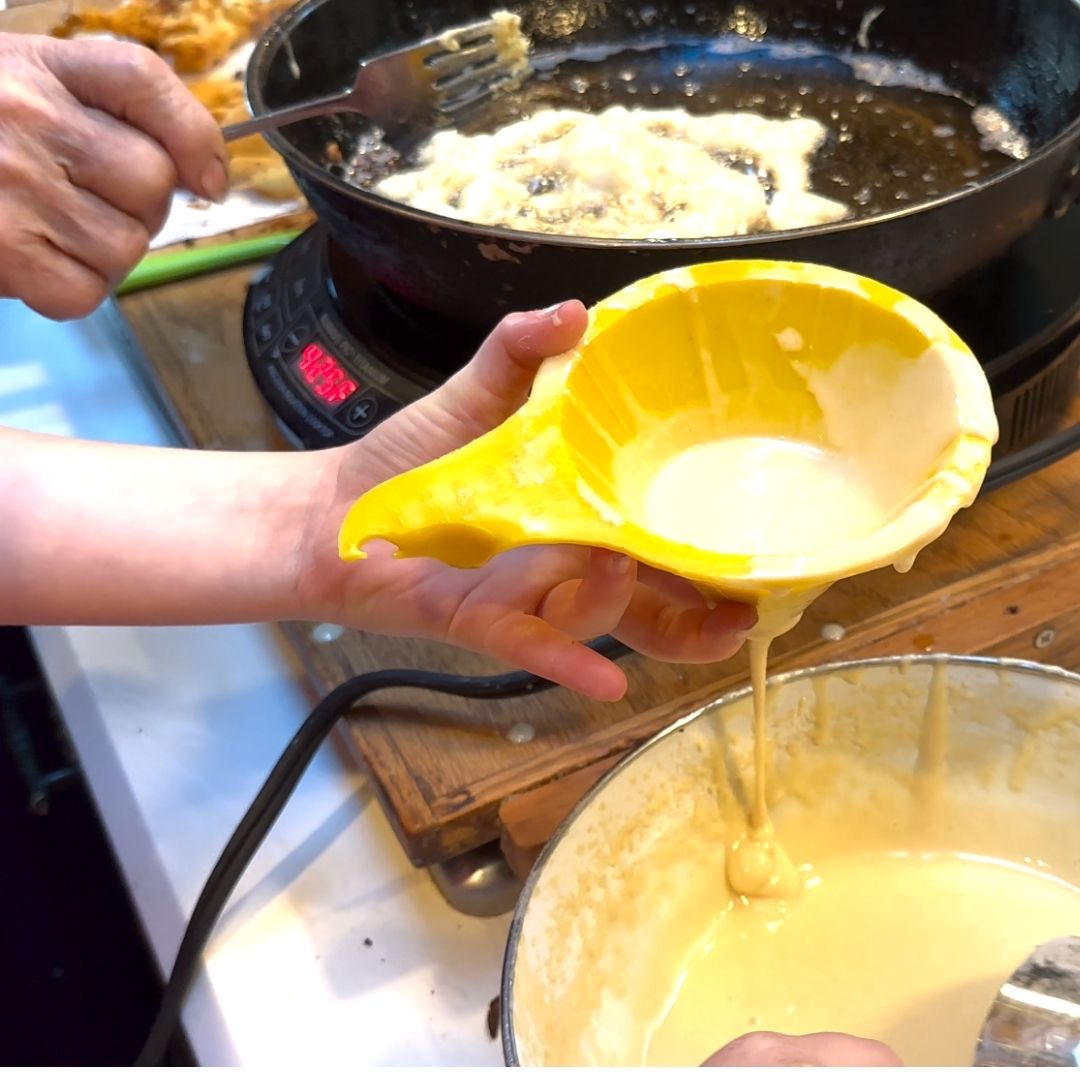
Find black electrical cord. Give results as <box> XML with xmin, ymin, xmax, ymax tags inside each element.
<box><xmin>135</xmin><ymin>635</ymin><xmax>632</xmax><ymax>1067</ymax></box>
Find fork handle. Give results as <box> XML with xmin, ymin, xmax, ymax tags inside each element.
<box><xmin>222</xmin><ymin>89</ymin><xmax>355</xmax><ymax>141</ymax></box>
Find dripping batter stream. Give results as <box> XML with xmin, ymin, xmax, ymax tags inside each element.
<box><xmin>725</xmin><ymin>637</ymin><xmax>799</xmax><ymax>900</ymax></box>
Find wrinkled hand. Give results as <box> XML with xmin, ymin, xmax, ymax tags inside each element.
<box><xmin>298</xmin><ymin>302</ymin><xmax>757</xmax><ymax>700</ymax></box>
<box><xmin>0</xmin><ymin>33</ymin><xmax>226</xmax><ymax>319</ymax></box>
<box><xmin>703</xmin><ymin>1032</ymin><xmax>903</xmax><ymax>1067</ymax></box>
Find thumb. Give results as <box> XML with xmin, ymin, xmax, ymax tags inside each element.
<box><xmin>433</xmin><ymin>300</ymin><xmax>588</xmax><ymax>438</ymax></box>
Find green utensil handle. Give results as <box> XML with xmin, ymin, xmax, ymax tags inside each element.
<box><xmin>116</xmin><ymin>230</ymin><xmax>301</xmax><ymax>295</ymax></box>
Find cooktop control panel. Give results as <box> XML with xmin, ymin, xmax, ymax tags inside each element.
<box><xmin>243</xmin><ymin>229</ymin><xmax>429</xmax><ymax>448</ymax></box>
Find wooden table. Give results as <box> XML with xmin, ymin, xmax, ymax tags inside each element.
<box><xmin>116</xmin><ymin>260</ymin><xmax>1080</xmax><ymax>876</ymax></box>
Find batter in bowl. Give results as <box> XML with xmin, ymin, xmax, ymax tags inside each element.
<box><xmin>643</xmin><ymin>663</ymin><xmax>1080</xmax><ymax>1066</ymax></box>
<box><xmin>509</xmin><ymin>661</ymin><xmax>1080</xmax><ymax>1066</ymax></box>
<box><xmin>646</xmin><ymin>846</ymin><xmax>1080</xmax><ymax>1065</ymax></box>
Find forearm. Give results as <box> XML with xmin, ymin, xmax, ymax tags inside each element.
<box><xmin>0</xmin><ymin>427</ymin><xmax>342</xmax><ymax>626</ymax></box>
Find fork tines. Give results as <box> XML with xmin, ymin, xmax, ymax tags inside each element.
<box><xmin>429</xmin><ymin>41</ymin><xmax>503</xmax><ymax>88</ymax></box>
<box><xmin>422</xmin><ymin>15</ymin><xmax>531</xmax><ymax>112</ymax></box>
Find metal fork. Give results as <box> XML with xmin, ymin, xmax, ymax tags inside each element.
<box><xmin>222</xmin><ymin>16</ymin><xmax>530</xmax><ymax>142</ymax></box>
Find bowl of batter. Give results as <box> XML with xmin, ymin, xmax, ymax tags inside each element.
<box><xmin>501</xmin><ymin>654</ymin><xmax>1080</xmax><ymax>1066</ymax></box>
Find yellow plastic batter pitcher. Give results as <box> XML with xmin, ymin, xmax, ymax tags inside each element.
<box><xmin>338</xmin><ymin>261</ymin><xmax>999</xmax><ymax>637</ymax></box>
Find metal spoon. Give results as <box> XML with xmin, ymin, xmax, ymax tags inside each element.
<box><xmin>974</xmin><ymin>936</ymin><xmax>1080</xmax><ymax>1066</ymax></box>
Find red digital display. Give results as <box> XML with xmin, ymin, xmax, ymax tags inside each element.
<box><xmin>295</xmin><ymin>343</ymin><xmax>359</xmax><ymax>407</ymax></box>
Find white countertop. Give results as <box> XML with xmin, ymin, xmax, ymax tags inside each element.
<box><xmin>0</xmin><ymin>297</ymin><xmax>510</xmax><ymax>1066</ymax></box>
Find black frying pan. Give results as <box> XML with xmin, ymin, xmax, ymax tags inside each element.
<box><xmin>247</xmin><ymin>0</ymin><xmax>1080</xmax><ymax>334</ymax></box>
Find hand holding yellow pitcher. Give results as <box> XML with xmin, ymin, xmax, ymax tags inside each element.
<box><xmin>339</xmin><ymin>260</ymin><xmax>998</xmax><ymax>641</ymax></box>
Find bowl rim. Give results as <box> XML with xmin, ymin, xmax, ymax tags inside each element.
<box><xmin>500</xmin><ymin>651</ymin><xmax>1080</xmax><ymax>1066</ymax></box>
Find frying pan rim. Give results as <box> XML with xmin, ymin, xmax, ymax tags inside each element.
<box><xmin>245</xmin><ymin>0</ymin><xmax>1080</xmax><ymax>252</ymax></box>
<box><xmin>497</xmin><ymin>652</ymin><xmax>1080</xmax><ymax>1066</ymax></box>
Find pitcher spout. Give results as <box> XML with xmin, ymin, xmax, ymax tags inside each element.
<box><xmin>337</xmin><ymin>405</ymin><xmax>617</xmax><ymax>568</ymax></box>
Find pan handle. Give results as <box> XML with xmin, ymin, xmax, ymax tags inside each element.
<box><xmin>982</xmin><ymin>420</ymin><xmax>1080</xmax><ymax>490</ymax></box>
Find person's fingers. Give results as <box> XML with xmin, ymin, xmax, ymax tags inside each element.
<box><xmin>615</xmin><ymin>585</ymin><xmax>756</xmax><ymax>663</ymax></box>
<box><xmin>0</xmin><ymin>231</ymin><xmax>109</xmax><ymax>320</ymax></box>
<box><xmin>434</xmin><ymin>300</ymin><xmax>588</xmax><ymax>435</ymax></box>
<box><xmin>702</xmin><ymin>1031</ymin><xmax>903</xmax><ymax>1067</ymax></box>
<box><xmin>40</xmin><ymin>36</ymin><xmax>228</xmax><ymax>201</ymax></box>
<box><xmin>634</xmin><ymin>563</ymin><xmax>736</xmax><ymax>609</ymax></box>
<box><xmin>33</xmin><ymin>180</ymin><xmax>150</xmax><ymax>287</ymax></box>
<box><xmin>51</xmin><ymin>105</ymin><xmax>178</xmax><ymax>235</ymax></box>
<box><xmin>449</xmin><ymin>605</ymin><xmax>627</xmax><ymax>701</ymax></box>
<box><xmin>536</xmin><ymin>548</ymin><xmax>636</xmax><ymax>641</ymax></box>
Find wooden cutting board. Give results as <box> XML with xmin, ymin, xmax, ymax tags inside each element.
<box><xmin>114</xmin><ymin>261</ymin><xmax>1080</xmax><ymax>870</ymax></box>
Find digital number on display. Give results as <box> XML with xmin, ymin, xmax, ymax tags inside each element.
<box><xmin>295</xmin><ymin>343</ymin><xmax>359</xmax><ymax>406</ymax></box>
